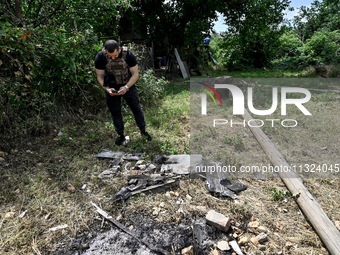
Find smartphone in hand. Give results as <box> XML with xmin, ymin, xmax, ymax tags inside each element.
<box><xmin>110</xmin><ymin>89</ymin><xmax>118</xmax><ymax>93</ymax></box>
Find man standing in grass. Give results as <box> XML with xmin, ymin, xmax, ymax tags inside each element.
<box><xmin>95</xmin><ymin>40</ymin><xmax>152</xmax><ymax>145</ymax></box>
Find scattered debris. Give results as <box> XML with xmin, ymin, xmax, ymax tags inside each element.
<box><xmin>256</xmin><ymin>232</ymin><xmax>269</xmax><ymax>244</ymax></box>
<box><xmin>193</xmin><ymin>220</ymin><xmax>209</xmax><ymax>247</ymax></box>
<box><xmin>107</xmin><ymin>175</ymin><xmax>179</xmax><ymax>203</ymax></box>
<box><xmin>258</xmin><ymin>226</ymin><xmax>267</xmax><ymax>233</ymax></box>
<box><xmin>5</xmin><ymin>211</ymin><xmax>15</xmax><ymax>219</ymax></box>
<box><xmin>206</xmin><ymin>210</ymin><xmax>231</xmax><ymax>232</ymax></box>
<box><xmin>67</xmin><ymin>184</ymin><xmax>76</xmax><ymax>192</ymax></box>
<box><xmin>96</xmin><ymin>149</ymin><xmax>125</xmax><ymax>159</ymax></box>
<box><xmin>181</xmin><ymin>245</ymin><xmax>194</xmax><ymax>255</ymax></box>
<box><xmin>123</xmin><ymin>153</ymin><xmax>143</xmax><ymax>161</ymax></box>
<box><xmin>211</xmin><ymin>248</ymin><xmax>220</xmax><ymax>255</ymax></box>
<box><xmin>238</xmin><ymin>236</ymin><xmax>249</xmax><ymax>246</ymax></box>
<box><xmin>18</xmin><ymin>210</ymin><xmax>27</xmax><ymax>219</ymax></box>
<box><xmin>44</xmin><ymin>224</ymin><xmax>68</xmax><ymax>233</ymax></box>
<box><xmin>248</xmin><ymin>221</ymin><xmax>260</xmax><ymax>228</ymax></box>
<box><xmin>220</xmin><ymin>179</ymin><xmax>247</xmax><ymax>193</ymax></box>
<box><xmin>229</xmin><ymin>240</ymin><xmax>243</xmax><ymax>255</ymax></box>
<box><xmin>97</xmin><ymin>166</ymin><xmax>120</xmax><ymax>179</ymax></box>
<box><xmin>217</xmin><ymin>240</ymin><xmax>230</xmax><ymax>251</ymax></box>
<box><xmin>206</xmin><ymin>175</ymin><xmax>239</xmax><ymax>200</ymax></box>
<box><xmin>250</xmin><ymin>236</ymin><xmax>259</xmax><ymax>245</ymax></box>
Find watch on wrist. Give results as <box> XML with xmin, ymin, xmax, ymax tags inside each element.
<box><xmin>125</xmin><ymin>85</ymin><xmax>129</xmax><ymax>91</ymax></box>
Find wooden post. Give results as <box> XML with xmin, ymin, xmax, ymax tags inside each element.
<box><xmin>174</xmin><ymin>48</ymin><xmax>188</xmax><ymax>79</ymax></box>
<box><xmin>243</xmin><ymin>109</ymin><xmax>340</xmax><ymax>255</ymax></box>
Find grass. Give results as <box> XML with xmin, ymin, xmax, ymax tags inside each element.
<box><xmin>1</xmin><ymin>67</ymin><xmax>340</xmax><ymax>254</ymax></box>
<box><xmin>0</xmin><ymin>80</ymin><xmax>190</xmax><ymax>254</ymax></box>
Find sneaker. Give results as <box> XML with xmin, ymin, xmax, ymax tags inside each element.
<box><xmin>115</xmin><ymin>135</ymin><xmax>126</xmax><ymax>146</ymax></box>
<box><xmin>141</xmin><ymin>131</ymin><xmax>152</xmax><ymax>142</ymax></box>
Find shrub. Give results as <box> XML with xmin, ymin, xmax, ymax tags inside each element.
<box><xmin>0</xmin><ymin>22</ymin><xmax>103</xmax><ymax>148</ymax></box>
<box><xmin>135</xmin><ymin>69</ymin><xmax>168</xmax><ymax>107</ymax></box>
<box><xmin>304</xmin><ymin>30</ymin><xmax>340</xmax><ymax>64</ymax></box>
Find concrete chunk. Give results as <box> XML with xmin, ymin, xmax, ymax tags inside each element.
<box><xmin>206</xmin><ymin>210</ymin><xmax>231</xmax><ymax>232</ymax></box>
<box><xmin>217</xmin><ymin>241</ymin><xmax>230</xmax><ymax>251</ymax></box>
<box><xmin>97</xmin><ymin>167</ymin><xmax>120</xmax><ymax>179</ymax></box>
<box><xmin>229</xmin><ymin>240</ymin><xmax>243</xmax><ymax>255</ymax></box>
<box><xmin>256</xmin><ymin>232</ymin><xmax>268</xmax><ymax>244</ymax></box>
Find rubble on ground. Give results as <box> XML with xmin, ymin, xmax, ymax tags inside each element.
<box><xmin>57</xmin><ymin>149</ymin><xmax>275</xmax><ymax>255</ymax></box>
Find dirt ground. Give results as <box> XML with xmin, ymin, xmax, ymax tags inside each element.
<box><xmin>1</xmin><ymin>79</ymin><xmax>340</xmax><ymax>255</ymax></box>
<box><xmin>189</xmin><ymin>79</ymin><xmax>340</xmax><ymax>254</ymax></box>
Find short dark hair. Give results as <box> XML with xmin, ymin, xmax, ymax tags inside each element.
<box><xmin>104</xmin><ymin>40</ymin><xmax>119</xmax><ymax>53</ymax></box>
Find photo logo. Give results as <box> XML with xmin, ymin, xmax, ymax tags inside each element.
<box><xmin>200</xmin><ymin>84</ymin><xmax>312</xmax><ymax>116</ymax></box>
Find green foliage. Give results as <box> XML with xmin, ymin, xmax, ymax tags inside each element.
<box><xmin>271</xmin><ymin>30</ymin><xmax>340</xmax><ymax>70</ymax></box>
<box><xmin>293</xmin><ymin>0</ymin><xmax>340</xmax><ymax>41</ymax></box>
<box><xmin>218</xmin><ymin>0</ymin><xmax>290</xmax><ymax>69</ymax></box>
<box><xmin>160</xmin><ymin>140</ymin><xmax>179</xmax><ymax>155</ymax></box>
<box><xmin>0</xmin><ymin>22</ymin><xmax>102</xmax><ymax>137</ymax></box>
<box><xmin>0</xmin><ymin>0</ymin><xmax>127</xmax><ymax>37</ymax></box>
<box><xmin>210</xmin><ymin>33</ymin><xmax>246</xmax><ymax>70</ymax></box>
<box><xmin>304</xmin><ymin>30</ymin><xmax>340</xmax><ymax>64</ymax></box>
<box><xmin>271</xmin><ymin>188</ymin><xmax>291</xmax><ymax>202</ymax></box>
<box><xmin>135</xmin><ymin>69</ymin><xmax>168</xmax><ymax>107</ymax></box>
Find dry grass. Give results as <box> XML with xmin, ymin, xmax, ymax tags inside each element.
<box><xmin>1</xmin><ymin>77</ymin><xmax>340</xmax><ymax>254</ymax></box>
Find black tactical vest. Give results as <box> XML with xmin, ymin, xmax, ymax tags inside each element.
<box><xmin>102</xmin><ymin>46</ymin><xmax>131</xmax><ymax>85</ymax></box>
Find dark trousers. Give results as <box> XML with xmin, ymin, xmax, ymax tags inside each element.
<box><xmin>106</xmin><ymin>86</ymin><xmax>146</xmax><ymax>135</ymax></box>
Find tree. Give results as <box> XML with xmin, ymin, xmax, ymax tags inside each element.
<box><xmin>293</xmin><ymin>0</ymin><xmax>340</xmax><ymax>42</ymax></box>
<box><xmin>220</xmin><ymin>0</ymin><xmax>291</xmax><ymax>68</ymax></box>
<box><xmin>119</xmin><ymin>0</ymin><xmax>260</xmax><ymax>57</ymax></box>
<box><xmin>0</xmin><ymin>0</ymin><xmax>129</xmax><ymax>37</ymax></box>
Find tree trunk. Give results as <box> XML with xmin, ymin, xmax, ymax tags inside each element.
<box><xmin>15</xmin><ymin>0</ymin><xmax>22</xmax><ymax>20</ymax></box>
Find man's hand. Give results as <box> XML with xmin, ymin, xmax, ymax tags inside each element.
<box><xmin>118</xmin><ymin>86</ymin><xmax>128</xmax><ymax>95</ymax></box>
<box><xmin>107</xmin><ymin>88</ymin><xmax>119</xmax><ymax>96</ymax></box>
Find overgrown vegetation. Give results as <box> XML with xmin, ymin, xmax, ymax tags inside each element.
<box><xmin>1</xmin><ymin>1</ymin><xmax>340</xmax><ymax>253</ymax></box>
<box><xmin>210</xmin><ymin>0</ymin><xmax>340</xmax><ymax>73</ymax></box>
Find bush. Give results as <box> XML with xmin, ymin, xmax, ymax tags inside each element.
<box><xmin>0</xmin><ymin>22</ymin><xmax>103</xmax><ymax>147</ymax></box>
<box><xmin>304</xmin><ymin>30</ymin><xmax>340</xmax><ymax>64</ymax></box>
<box><xmin>210</xmin><ymin>34</ymin><xmax>248</xmax><ymax>70</ymax></box>
<box><xmin>271</xmin><ymin>30</ymin><xmax>340</xmax><ymax>70</ymax></box>
<box><xmin>135</xmin><ymin>69</ymin><xmax>168</xmax><ymax>107</ymax></box>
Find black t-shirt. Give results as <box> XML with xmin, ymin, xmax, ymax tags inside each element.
<box><xmin>95</xmin><ymin>48</ymin><xmax>138</xmax><ymax>87</ymax></box>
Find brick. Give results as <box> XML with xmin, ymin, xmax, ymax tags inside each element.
<box><xmin>251</xmin><ymin>236</ymin><xmax>259</xmax><ymax>245</ymax></box>
<box><xmin>217</xmin><ymin>241</ymin><xmax>230</xmax><ymax>251</ymax></box>
<box><xmin>181</xmin><ymin>245</ymin><xmax>194</xmax><ymax>255</ymax></box>
<box><xmin>258</xmin><ymin>226</ymin><xmax>267</xmax><ymax>233</ymax></box>
<box><xmin>248</xmin><ymin>221</ymin><xmax>260</xmax><ymax>228</ymax></box>
<box><xmin>206</xmin><ymin>210</ymin><xmax>231</xmax><ymax>232</ymax></box>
